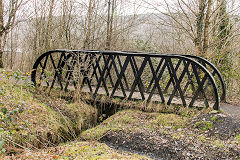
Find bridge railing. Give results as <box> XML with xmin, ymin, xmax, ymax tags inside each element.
<box><xmin>122</xmin><ymin>51</ymin><xmax>226</xmax><ymax>102</ymax></box>
<box><xmin>31</xmin><ymin>50</ymin><xmax>224</xmax><ymax>110</ymax></box>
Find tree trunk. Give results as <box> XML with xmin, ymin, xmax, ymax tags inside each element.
<box><xmin>106</xmin><ymin>0</ymin><xmax>111</xmax><ymax>50</ymax></box>
<box><xmin>83</xmin><ymin>0</ymin><xmax>93</xmax><ymax>49</ymax></box>
<box><xmin>46</xmin><ymin>0</ymin><xmax>55</xmax><ymax>51</ymax></box>
<box><xmin>217</xmin><ymin>0</ymin><xmax>229</xmax><ymax>49</ymax></box>
<box><xmin>106</xmin><ymin>0</ymin><xmax>115</xmax><ymax>50</ymax></box>
<box><xmin>195</xmin><ymin>0</ymin><xmax>205</xmax><ymax>56</ymax></box>
<box><xmin>0</xmin><ymin>0</ymin><xmax>3</xmax><ymax>68</ymax></box>
<box><xmin>0</xmin><ymin>0</ymin><xmax>24</xmax><ymax>68</ymax></box>
<box><xmin>202</xmin><ymin>0</ymin><xmax>212</xmax><ymax>57</ymax></box>
<box><xmin>10</xmin><ymin>31</ymin><xmax>13</xmax><ymax>69</ymax></box>
<box><xmin>0</xmin><ymin>50</ymin><xmax>3</xmax><ymax>68</ymax></box>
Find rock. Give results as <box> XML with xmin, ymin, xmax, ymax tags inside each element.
<box><xmin>165</xmin><ymin>126</ymin><xmax>172</xmax><ymax>129</ymax></box>
<box><xmin>177</xmin><ymin>128</ymin><xmax>182</xmax><ymax>132</ymax></box>
<box><xmin>216</xmin><ymin>114</ymin><xmax>227</xmax><ymax>118</ymax></box>
<box><xmin>210</xmin><ymin>110</ymin><xmax>219</xmax><ymax>114</ymax></box>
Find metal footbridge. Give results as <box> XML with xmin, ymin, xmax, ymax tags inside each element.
<box><xmin>31</xmin><ymin>50</ymin><xmax>226</xmax><ymax>110</ymax></box>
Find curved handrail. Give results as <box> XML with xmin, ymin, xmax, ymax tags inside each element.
<box><xmin>181</xmin><ymin>55</ymin><xmax>226</xmax><ymax>102</ymax></box>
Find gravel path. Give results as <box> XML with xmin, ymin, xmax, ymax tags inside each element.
<box><xmin>221</xmin><ymin>103</ymin><xmax>240</xmax><ymax>121</ymax></box>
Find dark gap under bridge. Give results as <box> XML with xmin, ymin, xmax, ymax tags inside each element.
<box><xmin>31</xmin><ymin>50</ymin><xmax>226</xmax><ymax>110</ymax></box>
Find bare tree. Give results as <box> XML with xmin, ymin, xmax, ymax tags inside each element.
<box><xmin>144</xmin><ymin>0</ymin><xmax>216</xmax><ymax>57</ymax></box>
<box><xmin>106</xmin><ymin>0</ymin><xmax>116</xmax><ymax>50</ymax></box>
<box><xmin>145</xmin><ymin>0</ymin><xmax>240</xmax><ymax>58</ymax></box>
<box><xmin>45</xmin><ymin>0</ymin><xmax>55</xmax><ymax>51</ymax></box>
<box><xmin>0</xmin><ymin>0</ymin><xmax>26</xmax><ymax>68</ymax></box>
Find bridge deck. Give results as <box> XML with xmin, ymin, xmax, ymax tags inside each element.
<box><xmin>79</xmin><ymin>86</ymin><xmax>214</xmax><ymax>108</ymax></box>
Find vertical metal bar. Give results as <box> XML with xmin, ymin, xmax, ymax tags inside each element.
<box><xmin>50</xmin><ymin>53</ymin><xmax>64</xmax><ymax>89</ymax></box>
<box><xmin>64</xmin><ymin>55</ymin><xmax>77</xmax><ymax>91</ymax></box>
<box><xmin>93</xmin><ymin>55</ymin><xmax>110</xmax><ymax>95</ymax></box>
<box><xmin>182</xmin><ymin>60</ymin><xmax>196</xmax><ymax>95</ymax></box>
<box><xmin>129</xmin><ymin>57</ymin><xmax>145</xmax><ymax>98</ymax></box>
<box><xmin>168</xmin><ymin>60</ymin><xmax>190</xmax><ymax>106</ymax></box>
<box><xmin>90</xmin><ymin>55</ymin><xmax>101</xmax><ymax>82</ymax></box>
<box><xmin>148</xmin><ymin>59</ymin><xmax>168</xmax><ymax>103</ymax></box>
<box><xmin>103</xmin><ymin>55</ymin><xmax>115</xmax><ymax>88</ymax></box>
<box><xmin>132</xmin><ymin>57</ymin><xmax>145</xmax><ymax>93</ymax></box>
<box><xmin>81</xmin><ymin>53</ymin><xmax>95</xmax><ymax>93</ymax></box>
<box><xmin>38</xmin><ymin>56</ymin><xmax>50</xmax><ymax>87</ymax></box>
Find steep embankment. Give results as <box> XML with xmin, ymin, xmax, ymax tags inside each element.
<box><xmin>0</xmin><ymin>69</ymin><xmax>150</xmax><ymax>159</ymax></box>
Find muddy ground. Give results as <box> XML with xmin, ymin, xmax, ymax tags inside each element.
<box><xmin>90</xmin><ymin>110</ymin><xmax>240</xmax><ymax>159</ymax></box>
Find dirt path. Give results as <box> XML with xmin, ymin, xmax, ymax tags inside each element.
<box><xmin>221</xmin><ymin>103</ymin><xmax>240</xmax><ymax>121</ymax></box>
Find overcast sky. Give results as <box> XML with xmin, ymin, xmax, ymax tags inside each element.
<box><xmin>14</xmin><ymin>0</ymin><xmax>240</xmax><ymax>22</ymax></box>
<box><xmin>18</xmin><ymin>0</ymin><xmax>167</xmax><ymax>17</ymax></box>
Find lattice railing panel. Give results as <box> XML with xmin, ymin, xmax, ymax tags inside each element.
<box><xmin>31</xmin><ymin>50</ymin><xmax>224</xmax><ymax>110</ymax></box>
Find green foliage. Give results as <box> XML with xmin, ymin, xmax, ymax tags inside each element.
<box><xmin>211</xmin><ymin>116</ymin><xmax>217</xmax><ymax>121</ymax></box>
<box><xmin>207</xmin><ymin>0</ymin><xmax>240</xmax><ymax>101</ymax></box>
<box><xmin>194</xmin><ymin>121</ymin><xmax>214</xmax><ymax>131</ymax></box>
<box><xmin>234</xmin><ymin>134</ymin><xmax>240</xmax><ymax>144</ymax></box>
<box><xmin>8</xmin><ymin>141</ymin><xmax>150</xmax><ymax>160</ymax></box>
<box><xmin>199</xmin><ymin>135</ymin><xmax>206</xmax><ymax>142</ymax></box>
<box><xmin>0</xmin><ymin>101</ymin><xmax>27</xmax><ymax>152</ymax></box>
<box><xmin>217</xmin><ymin>0</ymin><xmax>231</xmax><ymax>49</ymax></box>
<box><xmin>0</xmin><ymin>69</ymin><xmax>33</xmax><ymax>154</ymax></box>
<box><xmin>134</xmin><ymin>39</ymin><xmax>157</xmax><ymax>52</ymax></box>
<box><xmin>213</xmin><ymin>140</ymin><xmax>225</xmax><ymax>148</ymax></box>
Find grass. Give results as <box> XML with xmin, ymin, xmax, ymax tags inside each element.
<box><xmin>0</xmin><ymin>70</ymin><xmax>98</xmax><ymax>151</ymax></box>
<box><xmin>3</xmin><ymin>141</ymin><xmax>151</xmax><ymax>160</ymax></box>
<box><xmin>81</xmin><ymin>109</ymin><xmax>194</xmax><ymax>140</ymax></box>
<box><xmin>81</xmin><ymin>110</ymin><xmax>141</xmax><ymax>140</ymax></box>
<box><xmin>194</xmin><ymin>121</ymin><xmax>214</xmax><ymax>131</ymax></box>
<box><xmin>213</xmin><ymin>140</ymin><xmax>225</xmax><ymax>148</ymax></box>
<box><xmin>58</xmin><ymin>141</ymin><xmax>151</xmax><ymax>160</ymax></box>
<box><xmin>234</xmin><ymin>134</ymin><xmax>240</xmax><ymax>144</ymax></box>
<box><xmin>211</xmin><ymin>116</ymin><xmax>217</xmax><ymax>121</ymax></box>
<box><xmin>79</xmin><ymin>108</ymin><xmax>240</xmax><ymax>159</ymax></box>
<box><xmin>151</xmin><ymin>114</ymin><xmax>189</xmax><ymax>129</ymax></box>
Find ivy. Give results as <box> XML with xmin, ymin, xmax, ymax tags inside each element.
<box><xmin>0</xmin><ymin>70</ymin><xmax>32</xmax><ymax>154</ymax></box>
